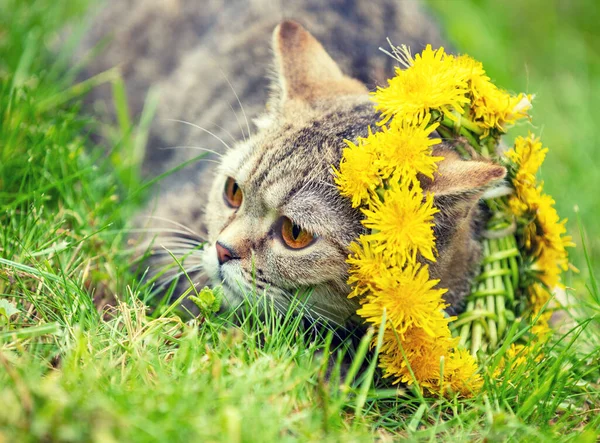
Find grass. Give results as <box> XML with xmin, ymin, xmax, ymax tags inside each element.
<box><xmin>1</xmin><ymin>0</ymin><xmax>599</xmax><ymax>441</ymax></box>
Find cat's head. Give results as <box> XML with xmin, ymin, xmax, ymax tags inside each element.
<box><xmin>201</xmin><ymin>21</ymin><xmax>505</xmax><ymax>324</ymax></box>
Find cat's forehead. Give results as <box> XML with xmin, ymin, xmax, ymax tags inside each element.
<box><xmin>219</xmin><ymin>99</ymin><xmax>377</xmax><ymax>213</ymax></box>
<box><xmin>244</xmin><ymin>129</ymin><xmax>343</xmax><ymax>205</ymax></box>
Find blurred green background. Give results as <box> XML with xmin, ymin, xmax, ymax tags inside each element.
<box><xmin>427</xmin><ymin>0</ymin><xmax>600</xmax><ymax>283</ymax></box>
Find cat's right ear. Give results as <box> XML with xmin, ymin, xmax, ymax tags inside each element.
<box><xmin>424</xmin><ymin>149</ymin><xmax>507</xmax><ymax>199</ymax></box>
<box><xmin>270</xmin><ymin>20</ymin><xmax>367</xmax><ymax>109</ymax></box>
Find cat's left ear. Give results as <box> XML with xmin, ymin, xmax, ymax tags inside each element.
<box><xmin>271</xmin><ymin>20</ymin><xmax>367</xmax><ymax>106</ymax></box>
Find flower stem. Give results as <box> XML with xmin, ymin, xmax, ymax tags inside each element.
<box><xmin>457</xmin><ymin>113</ymin><xmax>484</xmax><ymax>135</ymax></box>
<box><xmin>460</xmin><ymin>128</ymin><xmax>481</xmax><ymax>152</ymax></box>
<box><xmin>458</xmin><ymin>299</ymin><xmax>474</xmax><ymax>348</ymax></box>
<box><xmin>439</xmin><ymin>115</ymin><xmax>481</xmax><ymax>151</ymax></box>
<box><xmin>483</xmin><ymin>240</ymin><xmax>498</xmax><ymax>348</ymax></box>
<box><xmin>471</xmin><ymin>290</ymin><xmax>485</xmax><ymax>356</ymax></box>
<box><xmin>506</xmin><ymin>235</ymin><xmax>520</xmax><ymax>288</ymax></box>
<box><xmin>490</xmin><ymin>238</ymin><xmax>507</xmax><ymax>338</ymax></box>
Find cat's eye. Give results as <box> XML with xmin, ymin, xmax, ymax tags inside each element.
<box><xmin>223</xmin><ymin>177</ymin><xmax>243</xmax><ymax>208</ymax></box>
<box><xmin>280</xmin><ymin>217</ymin><xmax>315</xmax><ymax>249</ymax></box>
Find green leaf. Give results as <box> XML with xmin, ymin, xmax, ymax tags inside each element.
<box><xmin>0</xmin><ymin>299</ymin><xmax>19</xmax><ymax>319</ymax></box>
<box><xmin>189</xmin><ymin>286</ymin><xmax>222</xmax><ymax>316</ymax></box>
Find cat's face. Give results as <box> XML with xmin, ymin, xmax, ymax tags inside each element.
<box><xmin>202</xmin><ymin>98</ymin><xmax>376</xmax><ymax>323</ymax></box>
<box><xmin>200</xmin><ymin>21</ymin><xmax>505</xmax><ymax>324</ymax></box>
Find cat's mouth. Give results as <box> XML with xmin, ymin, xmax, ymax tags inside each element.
<box><xmin>201</xmin><ymin>242</ymin><xmax>257</xmax><ymax>307</ymax></box>
<box><xmin>200</xmin><ymin>242</ymin><xmax>358</xmax><ymax>324</ymax></box>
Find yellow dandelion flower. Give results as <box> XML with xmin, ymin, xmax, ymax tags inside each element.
<box><xmin>507</xmin><ymin>133</ymin><xmax>548</xmax><ymax>188</ymax></box>
<box><xmin>372</xmin><ymin>45</ymin><xmax>470</xmax><ymax>125</ymax></box>
<box><xmin>493</xmin><ymin>343</ymin><xmax>528</xmax><ymax>377</ymax></box>
<box><xmin>332</xmin><ymin>45</ymin><xmax>571</xmax><ymax>396</ymax></box>
<box><xmin>528</xmin><ymin>283</ymin><xmax>552</xmax><ymax>318</ymax></box>
<box><xmin>444</xmin><ymin>349</ymin><xmax>484</xmax><ymax>396</ymax></box>
<box><xmin>506</xmin><ymin>133</ymin><xmax>572</xmax><ymax>333</ymax></box>
<box><xmin>471</xmin><ymin>84</ymin><xmax>532</xmax><ymax>138</ymax></box>
<box><xmin>357</xmin><ymin>263</ymin><xmax>448</xmax><ymax>335</ymax></box>
<box><xmin>455</xmin><ymin>55</ymin><xmax>533</xmax><ymax>137</ymax></box>
<box><xmin>346</xmin><ymin>236</ymin><xmax>391</xmax><ymax>299</ymax></box>
<box><xmin>453</xmin><ymin>55</ymin><xmax>487</xmax><ymax>83</ymax></box>
<box><xmin>534</xmin><ymin>192</ymin><xmax>573</xmax><ymax>262</ymax></box>
<box><xmin>530</xmin><ymin>313</ymin><xmax>553</xmax><ymax>340</ymax></box>
<box><xmin>509</xmin><ymin>182</ymin><xmax>571</xmax><ymax>287</ymax></box>
<box><xmin>361</xmin><ymin>180</ymin><xmax>438</xmax><ymax>266</ymax></box>
<box><xmin>535</xmin><ymin>245</ymin><xmax>568</xmax><ymax>289</ymax></box>
<box><xmin>334</xmin><ymin>135</ymin><xmax>381</xmax><ymax>208</ymax></box>
<box><xmin>378</xmin><ymin>325</ymin><xmax>455</xmax><ymax>385</ymax></box>
<box><xmin>493</xmin><ymin>334</ymin><xmax>547</xmax><ymax>379</ymax></box>
<box><xmin>374</xmin><ymin>115</ymin><xmax>444</xmax><ymax>181</ymax></box>
<box><xmin>377</xmin><ymin>325</ymin><xmax>480</xmax><ymax>396</ymax></box>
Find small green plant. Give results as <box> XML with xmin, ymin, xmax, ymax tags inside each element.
<box><xmin>189</xmin><ymin>286</ymin><xmax>223</xmax><ymax>317</ymax></box>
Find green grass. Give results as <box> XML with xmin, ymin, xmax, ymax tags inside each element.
<box><xmin>1</xmin><ymin>0</ymin><xmax>599</xmax><ymax>441</ymax></box>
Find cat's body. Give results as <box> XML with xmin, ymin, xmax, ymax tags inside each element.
<box><xmin>78</xmin><ymin>1</ymin><xmax>505</xmax><ymax>325</ymax></box>
<box><xmin>79</xmin><ymin>0</ymin><xmax>444</xmax><ymax>177</ymax></box>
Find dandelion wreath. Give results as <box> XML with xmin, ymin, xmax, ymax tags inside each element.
<box><xmin>334</xmin><ymin>45</ymin><xmax>572</xmax><ymax>397</ymax></box>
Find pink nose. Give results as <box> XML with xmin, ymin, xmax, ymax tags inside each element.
<box><xmin>216</xmin><ymin>242</ymin><xmax>235</xmax><ymax>265</ymax></box>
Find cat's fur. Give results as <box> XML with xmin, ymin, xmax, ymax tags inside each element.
<box><xmin>77</xmin><ymin>1</ymin><xmax>505</xmax><ymax>325</ymax></box>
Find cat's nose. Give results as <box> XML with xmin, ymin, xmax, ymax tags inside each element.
<box><xmin>216</xmin><ymin>241</ymin><xmax>237</xmax><ymax>265</ymax></box>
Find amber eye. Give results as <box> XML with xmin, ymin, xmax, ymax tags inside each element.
<box><xmin>223</xmin><ymin>177</ymin><xmax>243</xmax><ymax>208</ymax></box>
<box><xmin>280</xmin><ymin>217</ymin><xmax>315</xmax><ymax>249</ymax></box>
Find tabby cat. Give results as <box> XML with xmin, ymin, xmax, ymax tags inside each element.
<box><xmin>78</xmin><ymin>1</ymin><xmax>505</xmax><ymax>325</ymax></box>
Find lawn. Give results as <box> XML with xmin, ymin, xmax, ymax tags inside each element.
<box><xmin>1</xmin><ymin>0</ymin><xmax>599</xmax><ymax>441</ymax></box>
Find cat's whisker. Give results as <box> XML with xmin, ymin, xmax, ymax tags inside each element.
<box><xmin>219</xmin><ymin>69</ymin><xmax>252</xmax><ymax>141</ymax></box>
<box><xmin>148</xmin><ymin>249</ymin><xmax>202</xmax><ymax>257</ymax></box>
<box><xmin>125</xmin><ymin>247</ymin><xmax>200</xmax><ymax>258</ymax></box>
<box><xmin>124</xmin><ymin>227</ymin><xmax>203</xmax><ymax>237</ymax></box>
<box><xmin>153</xmin><ymin>243</ymin><xmax>204</xmax><ymax>252</ymax></box>
<box><xmin>166</xmin><ymin>118</ymin><xmax>235</xmax><ymax>153</ymax></box>
<box><xmin>127</xmin><ymin>239</ymin><xmax>204</xmax><ymax>252</ymax></box>
<box><xmin>110</xmin><ymin>227</ymin><xmax>201</xmax><ymax>237</ymax></box>
<box><xmin>316</xmin><ymin>179</ymin><xmax>338</xmax><ymax>189</ymax></box>
<box><xmin>142</xmin><ymin>215</ymin><xmax>204</xmax><ymax>239</ymax></box>
<box><xmin>203</xmin><ymin>120</ymin><xmax>239</xmax><ymax>146</ymax></box>
<box><xmin>301</xmin><ymin>310</ymin><xmax>347</xmax><ymax>343</ymax></box>
<box><xmin>305</xmin><ymin>306</ymin><xmax>351</xmax><ymax>334</ymax></box>
<box><xmin>161</xmin><ymin>145</ymin><xmax>224</xmax><ymax>158</ymax></box>
<box><xmin>262</xmin><ymin>286</ymin><xmax>349</xmax><ymax>341</ymax></box>
<box><xmin>228</xmin><ymin>103</ymin><xmax>247</xmax><ymax>143</ymax></box>
<box><xmin>154</xmin><ymin>264</ymin><xmax>204</xmax><ymax>289</ymax></box>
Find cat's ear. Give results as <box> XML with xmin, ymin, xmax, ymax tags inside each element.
<box><xmin>271</xmin><ymin>20</ymin><xmax>367</xmax><ymax>105</ymax></box>
<box><xmin>423</xmin><ymin>149</ymin><xmax>507</xmax><ymax>199</ymax></box>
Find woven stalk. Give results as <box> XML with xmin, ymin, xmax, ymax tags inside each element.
<box><xmin>455</xmin><ymin>221</ymin><xmax>520</xmax><ymax>356</ymax></box>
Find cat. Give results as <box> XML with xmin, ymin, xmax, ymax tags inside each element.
<box><xmin>76</xmin><ymin>1</ymin><xmax>506</xmax><ymax>326</ymax></box>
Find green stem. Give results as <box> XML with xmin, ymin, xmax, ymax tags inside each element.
<box><xmin>480</xmin><ymin>142</ymin><xmax>490</xmax><ymax>157</ymax></box>
<box><xmin>482</xmin><ymin>248</ymin><xmax>520</xmax><ymax>264</ymax></box>
<box><xmin>453</xmin><ymin>309</ymin><xmax>497</xmax><ymax>328</ymax></box>
<box><xmin>441</xmin><ymin>113</ymin><xmax>484</xmax><ymax>136</ymax></box>
<box><xmin>436</xmin><ymin>124</ymin><xmax>453</xmax><ymax>139</ymax></box>
<box><xmin>460</xmin><ymin>128</ymin><xmax>482</xmax><ymax>152</ymax></box>
<box><xmin>459</xmin><ymin>299</ymin><xmax>475</xmax><ymax>348</ymax></box>
<box><xmin>500</xmin><ymin>236</ymin><xmax>516</xmax><ymax>304</ymax></box>
<box><xmin>506</xmin><ymin>235</ymin><xmax>520</xmax><ymax>288</ymax></box>
<box><xmin>471</xmin><ymin>290</ymin><xmax>485</xmax><ymax>357</ymax></box>
<box><xmin>483</xmin><ymin>240</ymin><xmax>498</xmax><ymax>348</ymax></box>
<box><xmin>469</xmin><ymin>288</ymin><xmax>507</xmax><ymax>298</ymax></box>
<box><xmin>438</xmin><ymin>114</ymin><xmax>482</xmax><ymax>153</ymax></box>
<box><xmin>490</xmin><ymin>238</ymin><xmax>507</xmax><ymax>338</ymax></box>
<box><xmin>436</xmin><ymin>119</ymin><xmax>472</xmax><ymax>158</ymax></box>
